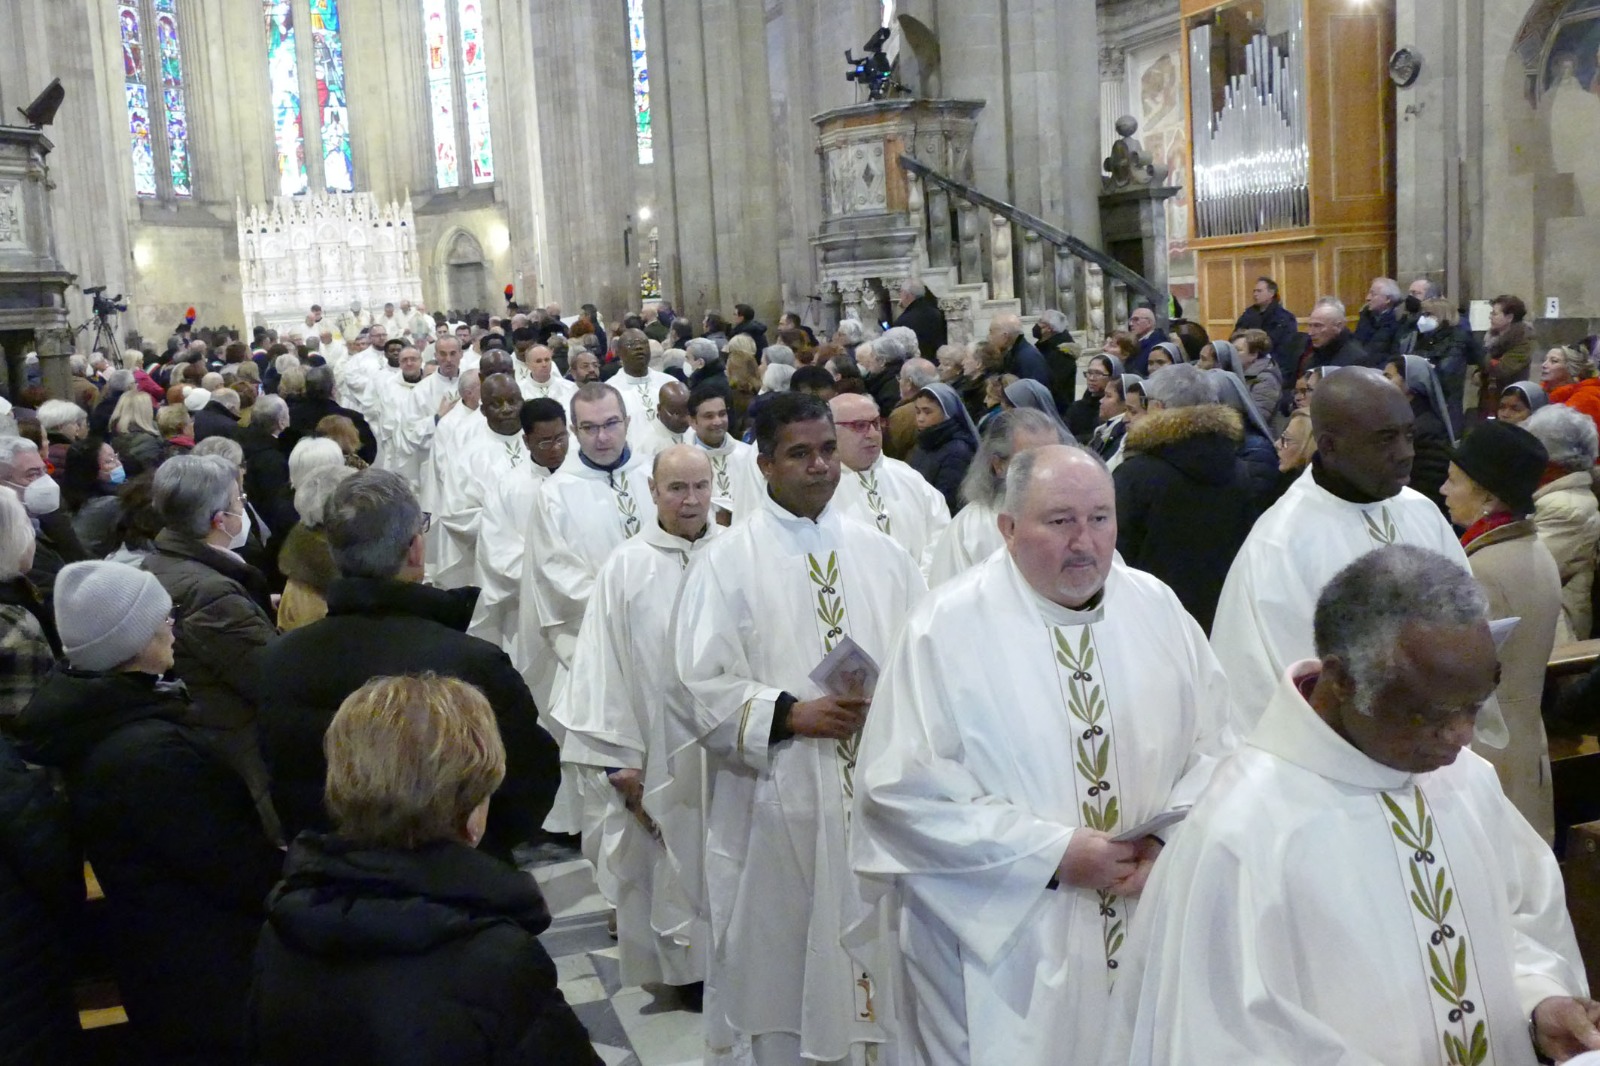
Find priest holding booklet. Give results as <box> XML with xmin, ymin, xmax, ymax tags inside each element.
<box><xmin>851</xmin><ymin>443</ymin><xmax>1235</xmax><ymax>1066</ymax></box>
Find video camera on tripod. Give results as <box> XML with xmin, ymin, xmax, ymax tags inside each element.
<box><xmin>83</xmin><ymin>285</ymin><xmax>128</xmax><ymax>320</ymax></box>
<box><xmin>845</xmin><ymin>27</ymin><xmax>898</xmax><ymax>102</ymax></box>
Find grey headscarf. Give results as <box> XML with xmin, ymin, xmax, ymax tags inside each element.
<box><xmin>1152</xmin><ymin>340</ymin><xmax>1186</xmax><ymax>366</ymax></box>
<box><xmin>1503</xmin><ymin>381</ymin><xmax>1549</xmax><ymax>417</ymax></box>
<box><xmin>1002</xmin><ymin>378</ymin><xmax>1068</xmax><ymax>431</ymax></box>
<box><xmin>1209</xmin><ymin>339</ymin><xmax>1242</xmax><ymax>375</ymax></box>
<box><xmin>917</xmin><ymin>382</ymin><xmax>979</xmax><ymax>445</ymax></box>
<box><xmin>1209</xmin><ymin>369</ymin><xmax>1275</xmax><ymax>440</ymax></box>
<box><xmin>1396</xmin><ymin>354</ymin><xmax>1456</xmax><ymax>444</ymax></box>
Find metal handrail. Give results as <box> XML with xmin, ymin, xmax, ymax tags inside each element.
<box><xmin>899</xmin><ymin>153</ymin><xmax>1165</xmax><ymax>310</ymax></box>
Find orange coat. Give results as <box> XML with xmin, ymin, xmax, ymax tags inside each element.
<box><xmin>1548</xmin><ymin>378</ymin><xmax>1600</xmax><ymax>431</ymax></box>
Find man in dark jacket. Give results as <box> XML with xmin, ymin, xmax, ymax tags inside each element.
<box><xmin>989</xmin><ymin>313</ymin><xmax>1051</xmax><ymax>386</ymax></box>
<box><xmin>862</xmin><ymin>328</ymin><xmax>916</xmax><ymax>418</ymax></box>
<box><xmin>1352</xmin><ymin>276</ymin><xmax>1402</xmax><ymax>360</ymax></box>
<box><xmin>1232</xmin><ymin>276</ymin><xmax>1300</xmax><ymax>359</ymax></box>
<box><xmin>15</xmin><ymin>561</ymin><xmax>284</xmax><ymax>1065</ymax></box>
<box><xmin>192</xmin><ymin>391</ymin><xmax>241</xmax><ymax>442</ymax></box>
<box><xmin>284</xmin><ymin>365</ymin><xmax>377</xmax><ymax>463</ymax></box>
<box><xmin>729</xmin><ymin>303</ymin><xmax>768</xmax><ymax>353</ymax></box>
<box><xmin>1112</xmin><ymin>364</ymin><xmax>1255</xmax><ymax>632</ymax></box>
<box><xmin>1127</xmin><ymin>306</ymin><xmax>1170</xmax><ymax>375</ymax></box>
<box><xmin>256</xmin><ymin>469</ymin><xmax>560</xmax><ymax>861</ymax></box>
<box><xmin>892</xmin><ymin>279</ymin><xmax>948</xmax><ymax>360</ymax></box>
<box><xmin>1303</xmin><ymin>298</ymin><xmax>1374</xmax><ymax>372</ymax></box>
<box><xmin>1034</xmin><ymin>310</ymin><xmax>1078</xmax><ymax>414</ymax></box>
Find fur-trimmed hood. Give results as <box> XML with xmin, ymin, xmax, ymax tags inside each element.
<box><xmin>1123</xmin><ymin>403</ymin><xmax>1244</xmax><ymax>486</ymax></box>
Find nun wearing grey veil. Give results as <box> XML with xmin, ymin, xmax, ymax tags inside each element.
<box><xmin>1208</xmin><ymin>368</ymin><xmax>1279</xmax><ymax>500</ymax></box>
<box><xmin>1383</xmin><ymin>353</ymin><xmax>1454</xmax><ymax>514</ymax></box>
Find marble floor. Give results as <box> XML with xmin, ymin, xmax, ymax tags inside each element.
<box><xmin>529</xmin><ymin>853</ymin><xmax>707</xmax><ymax>1066</ymax></box>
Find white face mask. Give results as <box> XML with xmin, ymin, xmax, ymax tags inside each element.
<box><xmin>223</xmin><ymin>508</ymin><xmax>250</xmax><ymax>550</ymax></box>
<box><xmin>18</xmin><ymin>477</ymin><xmax>59</xmax><ymax>516</ymax></box>
<box><xmin>1417</xmin><ymin>315</ymin><xmax>1439</xmax><ymax>335</ymax></box>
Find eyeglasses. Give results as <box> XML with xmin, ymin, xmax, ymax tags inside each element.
<box><xmin>835</xmin><ymin>419</ymin><xmax>879</xmax><ymax>434</ymax></box>
<box><xmin>576</xmin><ymin>418</ymin><xmax>626</xmax><ymax>437</ymax></box>
<box><xmin>1084</xmin><ymin>369</ymin><xmax>1110</xmax><ymax>381</ymax></box>
<box><xmin>531</xmin><ymin>437</ymin><xmax>567</xmax><ymax>452</ymax></box>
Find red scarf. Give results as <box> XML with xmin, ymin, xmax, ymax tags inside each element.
<box><xmin>1460</xmin><ymin>511</ymin><xmax>1516</xmax><ymax>548</ymax></box>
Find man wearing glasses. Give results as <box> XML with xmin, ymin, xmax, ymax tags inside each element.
<box><xmin>827</xmin><ymin>391</ymin><xmax>950</xmax><ymax>576</ymax></box>
<box><xmin>519</xmin><ymin>382</ymin><xmax>658</xmax><ymax>840</ymax></box>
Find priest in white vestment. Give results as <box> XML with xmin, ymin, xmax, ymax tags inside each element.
<box><xmin>687</xmin><ymin>379</ymin><xmax>762</xmax><ymax>523</ymax></box>
<box><xmin>1107</xmin><ymin>544</ymin><xmax>1597</xmax><ymax>1066</ymax></box>
<box><xmin>636</xmin><ymin>380</ymin><xmax>692</xmax><ymax>460</ymax></box>
<box><xmin>1211</xmin><ymin>368</ymin><xmax>1468</xmax><ymax>728</ymax></box>
<box><xmin>828</xmin><ymin>393</ymin><xmax>950</xmax><ymax>574</ymax></box>
<box><xmin>430</xmin><ymin>372</ymin><xmax>528</xmax><ymax>589</ymax></box>
<box><xmin>520</xmin><ymin>383</ymin><xmax>658</xmax><ymax>835</ymax></box>
<box><xmin>335</xmin><ymin>299</ymin><xmax>371</xmax><ymax>341</ymax></box>
<box><xmin>673</xmin><ymin>392</ymin><xmax>926</xmax><ymax>1065</ymax></box>
<box><xmin>400</xmin><ymin>299</ymin><xmax>433</xmax><ymax>342</ymax></box>
<box><xmin>376</xmin><ymin>302</ymin><xmax>405</xmax><ymax>339</ymax></box>
<box><xmin>468</xmin><ymin>396</ymin><xmax>569</xmax><ymax>709</ymax></box>
<box><xmin>561</xmin><ymin>446</ymin><xmax>719</xmax><ymax>998</ymax></box>
<box><xmin>380</xmin><ymin>337</ymin><xmax>463</xmax><ymax>494</ymax></box>
<box><xmin>335</xmin><ymin>331</ymin><xmax>386</xmax><ymax>421</ymax></box>
<box><xmin>612</xmin><ymin>329</ymin><xmax>678</xmax><ymax>451</ymax></box>
<box><xmin>851</xmin><ymin>444</ymin><xmax>1233</xmax><ymax>1066</ymax></box>
<box><xmin>927</xmin><ymin>408</ymin><xmax>1071</xmax><ymax>586</ymax></box>
<box><xmin>519</xmin><ymin>344</ymin><xmax>578</xmax><ymax>407</ymax></box>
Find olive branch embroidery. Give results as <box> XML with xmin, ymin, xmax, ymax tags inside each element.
<box><xmin>1381</xmin><ymin>789</ymin><xmax>1490</xmax><ymax>1066</ymax></box>
<box><xmin>1364</xmin><ymin>506</ymin><xmax>1399</xmax><ymax>546</ymax></box>
<box><xmin>637</xmin><ymin>384</ymin><xmax>658</xmax><ymax>420</ymax></box>
<box><xmin>858</xmin><ymin>471</ymin><xmax>892</xmax><ymax>535</ymax></box>
<box><xmin>711</xmin><ymin>455</ymin><xmax>732</xmax><ymax>496</ymax></box>
<box><xmin>1055</xmin><ymin>625</ymin><xmax>1124</xmax><ymax>973</ymax></box>
<box><xmin>504</xmin><ymin>439</ymin><xmax>524</xmax><ymax>468</ymax></box>
<box><xmin>808</xmin><ymin>552</ymin><xmax>858</xmax><ymax>795</ymax></box>
<box><xmin>614</xmin><ymin>476</ymin><xmax>641</xmax><ymax>538</ymax></box>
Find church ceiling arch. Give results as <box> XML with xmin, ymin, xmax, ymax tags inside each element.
<box><xmin>441</xmin><ymin>228</ymin><xmax>486</xmax><ymax>266</ymax></box>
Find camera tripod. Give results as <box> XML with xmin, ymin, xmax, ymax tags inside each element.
<box><xmin>73</xmin><ymin>313</ymin><xmax>122</xmax><ymax>362</ymax></box>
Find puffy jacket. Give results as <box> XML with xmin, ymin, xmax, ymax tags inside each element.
<box><xmin>1532</xmin><ymin>470</ymin><xmax>1600</xmax><ymax>641</ymax></box>
<box><xmin>1550</xmin><ymin>378</ymin><xmax>1600</xmax><ymax>434</ymax></box>
<box><xmin>909</xmin><ymin>418</ymin><xmax>976</xmax><ymax>514</ymax></box>
<box><xmin>248</xmin><ymin>834</ymin><xmax>601</xmax><ymax>1066</ymax></box>
<box><xmin>14</xmin><ymin>668</ymin><xmax>284</xmax><ymax>1062</ymax></box>
<box><xmin>1112</xmin><ymin>404</ymin><xmax>1255</xmax><ymax>632</ymax></box>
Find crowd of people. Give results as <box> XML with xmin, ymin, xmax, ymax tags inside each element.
<box><xmin>0</xmin><ymin>279</ymin><xmax>1597</xmax><ymax>1066</ymax></box>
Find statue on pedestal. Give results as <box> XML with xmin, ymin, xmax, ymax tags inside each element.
<box><xmin>1102</xmin><ymin>115</ymin><xmax>1167</xmax><ymax>191</ymax></box>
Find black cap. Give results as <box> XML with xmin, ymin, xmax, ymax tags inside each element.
<box><xmin>1450</xmin><ymin>420</ymin><xmax>1549</xmax><ymax>516</ymax></box>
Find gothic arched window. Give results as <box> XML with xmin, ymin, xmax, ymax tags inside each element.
<box><xmin>629</xmin><ymin>0</ymin><xmax>651</xmax><ymax>165</ymax></box>
<box><xmin>117</xmin><ymin>0</ymin><xmax>192</xmax><ymax>198</ymax></box>
<box><xmin>262</xmin><ymin>0</ymin><xmax>351</xmax><ymax>196</ymax></box>
<box><xmin>423</xmin><ymin>0</ymin><xmax>496</xmax><ymax>189</ymax></box>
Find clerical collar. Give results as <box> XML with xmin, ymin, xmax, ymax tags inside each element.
<box><xmin>618</xmin><ymin>371</ymin><xmax>651</xmax><ymax>384</ymax></box>
<box><xmin>579</xmin><ymin>445</ymin><xmax>633</xmax><ymax>480</ymax></box>
<box><xmin>1027</xmin><ymin>582</ymin><xmax>1107</xmax><ymax>626</ymax></box>
<box><xmin>644</xmin><ymin>517</ymin><xmax>711</xmax><ymax>553</ymax></box>
<box><xmin>1309</xmin><ymin>453</ymin><xmax>1393</xmax><ymax>506</ymax></box>
<box><xmin>692</xmin><ymin>432</ymin><xmax>733</xmax><ymax>454</ymax></box>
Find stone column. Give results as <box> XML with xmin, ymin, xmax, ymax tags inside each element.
<box><xmin>529</xmin><ymin>0</ymin><xmax>636</xmax><ymax>314</ymax></box>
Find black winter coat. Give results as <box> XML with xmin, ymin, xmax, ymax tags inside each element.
<box><xmin>194</xmin><ymin>400</ymin><xmax>241</xmax><ymax>442</ymax></box>
<box><xmin>1037</xmin><ymin>332</ymin><xmax>1078</xmax><ymax>415</ymax></box>
<box><xmin>1233</xmin><ymin>300</ymin><xmax>1299</xmax><ymax>360</ymax></box>
<box><xmin>1237</xmin><ymin>428</ymin><xmax>1280</xmax><ymax>505</ymax></box>
<box><xmin>1066</xmin><ymin>389</ymin><xmax>1102</xmax><ymax>442</ymax></box>
<box><xmin>248</xmin><ymin>834</ymin><xmax>601</xmax><ymax>1066</ymax></box>
<box><xmin>284</xmin><ymin>396</ymin><xmax>378</xmax><ymax>463</ymax></box>
<box><xmin>909</xmin><ymin>418</ymin><xmax>976</xmax><ymax>515</ymax></box>
<box><xmin>729</xmin><ymin>318</ymin><xmax>769</xmax><ymax>354</ymax></box>
<box><xmin>864</xmin><ymin>357</ymin><xmax>907</xmax><ymax>419</ymax></box>
<box><xmin>1112</xmin><ymin>404</ymin><xmax>1255</xmax><ymax>633</ymax></box>
<box><xmin>1002</xmin><ymin>336</ymin><xmax>1051</xmax><ymax>387</ymax></box>
<box><xmin>0</xmin><ymin>732</ymin><xmax>81</xmax><ymax>1066</ymax></box>
<box><xmin>893</xmin><ymin>293</ymin><xmax>948</xmax><ymax>360</ymax></box>
<box><xmin>14</xmin><ymin>669</ymin><xmax>284</xmax><ymax>1063</ymax></box>
<box><xmin>256</xmin><ymin>578</ymin><xmax>560</xmax><ymax>861</ymax></box>
<box><xmin>1354</xmin><ymin>305</ymin><xmax>1400</xmax><ymax>361</ymax></box>
<box><xmin>1408</xmin><ymin>401</ymin><xmax>1452</xmax><ymax>516</ymax></box>
<box><xmin>1305</xmin><ymin>330</ymin><xmax>1374</xmax><ymax>371</ymax></box>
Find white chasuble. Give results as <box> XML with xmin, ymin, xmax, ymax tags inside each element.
<box><xmin>419</xmin><ymin>403</ymin><xmax>478</xmax><ymax>580</ymax></box>
<box><xmin>431</xmin><ymin>422</ymin><xmax>529</xmax><ymax>590</ymax></box>
<box><xmin>559</xmin><ymin>519</ymin><xmax>722</xmax><ymax>987</ymax></box>
<box><xmin>378</xmin><ymin>370</ymin><xmax>457</xmax><ymax>494</ymax></box>
<box><xmin>851</xmin><ymin>553</ymin><xmax>1233</xmax><ymax>1066</ymax></box>
<box><xmin>691</xmin><ymin>432</ymin><xmax>762</xmax><ymax>522</ymax></box>
<box><xmin>636</xmin><ymin>417</ymin><xmax>687</xmax><ymax>462</ymax></box>
<box><xmin>832</xmin><ymin>456</ymin><xmax>952</xmax><ymax>576</ymax></box>
<box><xmin>673</xmin><ymin>493</ymin><xmax>926</xmax><ymax>1062</ymax></box>
<box><xmin>467</xmin><ymin>461</ymin><xmax>553</xmax><ymax>697</ymax></box>
<box><xmin>613</xmin><ymin>369</ymin><xmax>678</xmax><ymax>449</ymax></box>
<box><xmin>926</xmin><ymin>500</ymin><xmax>1004</xmax><ymax>587</ymax></box>
<box><xmin>1210</xmin><ymin>466</ymin><xmax>1467</xmax><ymax>729</ymax></box>
<box><xmin>520</xmin><ymin>372</ymin><xmax>577</xmax><ymax>407</ymax></box>
<box><xmin>1106</xmin><ymin>664</ymin><xmax>1587</xmax><ymax>1066</ymax></box>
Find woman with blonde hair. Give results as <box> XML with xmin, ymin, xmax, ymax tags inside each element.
<box><xmin>725</xmin><ymin>334</ymin><xmax>761</xmax><ymax>437</ymax></box>
<box><xmin>1541</xmin><ymin>344</ymin><xmax>1600</xmax><ymax>431</ymax></box>
<box><xmin>248</xmin><ymin>674</ymin><xmax>600</xmax><ymax>1064</ymax></box>
<box><xmin>315</xmin><ymin>415</ymin><xmax>369</xmax><ymax>471</ymax></box>
<box><xmin>276</xmin><ymin>465</ymin><xmax>355</xmax><ymax>631</ymax></box>
<box><xmin>108</xmin><ymin>387</ymin><xmax>164</xmax><ymax>474</ymax></box>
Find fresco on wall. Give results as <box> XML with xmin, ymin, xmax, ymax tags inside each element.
<box><xmin>1127</xmin><ymin>41</ymin><xmax>1194</xmax><ymax>296</ymax></box>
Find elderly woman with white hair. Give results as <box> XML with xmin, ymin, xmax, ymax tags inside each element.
<box><xmin>276</xmin><ymin>465</ymin><xmax>356</xmax><ymax>631</ymax></box>
<box><xmin>1526</xmin><ymin>403</ymin><xmax>1600</xmax><ymax>641</ymax></box>
<box><xmin>0</xmin><ymin>488</ymin><xmax>57</xmax><ymax>720</ymax></box>
<box><xmin>38</xmin><ymin>399</ymin><xmax>88</xmax><ymax>480</ymax></box>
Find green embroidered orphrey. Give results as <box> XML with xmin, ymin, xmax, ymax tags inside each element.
<box><xmin>637</xmin><ymin>383</ymin><xmax>658</xmax><ymax>420</ymax></box>
<box><xmin>614</xmin><ymin>476</ymin><xmax>641</xmax><ymax>538</ymax></box>
<box><xmin>503</xmin><ymin>439</ymin><xmax>524</xmax><ymax>468</ymax></box>
<box><xmin>1053</xmin><ymin>625</ymin><xmax>1125</xmax><ymax>974</ymax></box>
<box><xmin>1364</xmin><ymin>506</ymin><xmax>1399</xmax><ymax>546</ymax></box>
<box><xmin>711</xmin><ymin>454</ymin><xmax>732</xmax><ymax>497</ymax></box>
<box><xmin>807</xmin><ymin>551</ymin><xmax>858</xmax><ymax>795</ymax></box>
<box><xmin>857</xmin><ymin>470</ymin><xmax>892</xmax><ymax>535</ymax></box>
<box><xmin>1380</xmin><ymin>788</ymin><xmax>1494</xmax><ymax>1066</ymax></box>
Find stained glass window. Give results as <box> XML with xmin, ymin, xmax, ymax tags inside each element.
<box><xmin>118</xmin><ymin>5</ymin><xmax>157</xmax><ymax>197</ymax></box>
<box><xmin>308</xmin><ymin>0</ymin><xmax>352</xmax><ymax>192</ymax></box>
<box><xmin>263</xmin><ymin>0</ymin><xmax>308</xmax><ymax>196</ymax></box>
<box><xmin>459</xmin><ymin>0</ymin><xmax>494</xmax><ymax>183</ymax></box>
<box><xmin>629</xmin><ymin>0</ymin><xmax>651</xmax><ymax>164</ymax></box>
<box><xmin>423</xmin><ymin>0</ymin><xmax>458</xmax><ymax>187</ymax></box>
<box><xmin>153</xmin><ymin>0</ymin><xmax>191</xmax><ymax>196</ymax></box>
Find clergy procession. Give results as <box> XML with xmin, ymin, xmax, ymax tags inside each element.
<box><xmin>8</xmin><ymin>298</ymin><xmax>1600</xmax><ymax>1066</ymax></box>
